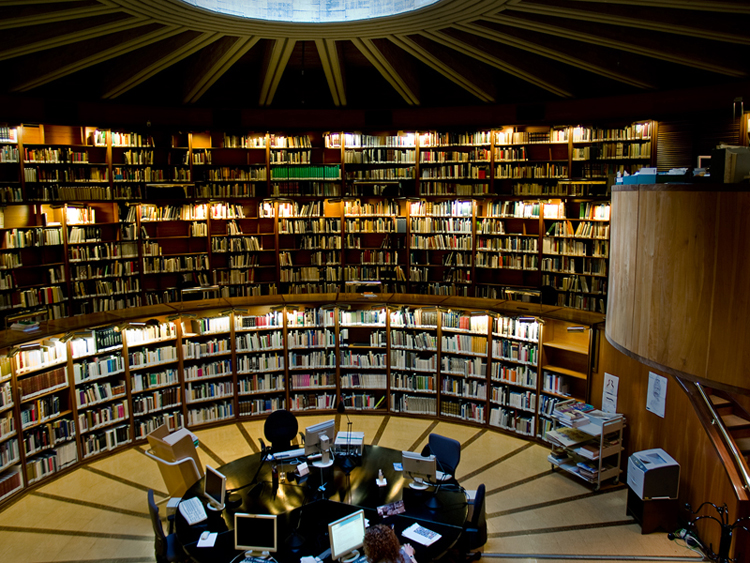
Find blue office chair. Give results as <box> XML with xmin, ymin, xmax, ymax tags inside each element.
<box><xmin>423</xmin><ymin>433</ymin><xmax>461</xmax><ymax>482</ymax></box>
<box><xmin>462</xmin><ymin>483</ymin><xmax>487</xmax><ymax>561</ymax></box>
<box><xmin>264</xmin><ymin>409</ymin><xmax>299</xmax><ymax>453</ymax></box>
<box><xmin>148</xmin><ymin>489</ymin><xmax>186</xmax><ymax>563</ymax></box>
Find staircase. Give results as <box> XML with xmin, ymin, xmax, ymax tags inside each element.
<box><xmin>708</xmin><ymin>392</ymin><xmax>750</xmax><ymax>467</ymax></box>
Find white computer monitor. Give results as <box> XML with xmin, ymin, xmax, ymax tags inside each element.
<box><xmin>204</xmin><ymin>465</ymin><xmax>226</xmax><ymax>511</ymax></box>
<box><xmin>235</xmin><ymin>513</ymin><xmax>278</xmax><ymax>557</ymax></box>
<box><xmin>402</xmin><ymin>450</ymin><xmax>437</xmax><ymax>490</ymax></box>
<box><xmin>305</xmin><ymin>418</ymin><xmax>335</xmax><ymax>467</ymax></box>
<box><xmin>328</xmin><ymin>509</ymin><xmax>365</xmax><ymax>563</ymax></box>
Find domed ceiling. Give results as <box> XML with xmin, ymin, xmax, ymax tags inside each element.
<box><xmin>0</xmin><ymin>0</ymin><xmax>748</xmax><ymax>111</ymax></box>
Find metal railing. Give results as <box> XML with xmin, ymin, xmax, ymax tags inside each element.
<box><xmin>695</xmin><ymin>382</ymin><xmax>750</xmax><ymax>493</ymax></box>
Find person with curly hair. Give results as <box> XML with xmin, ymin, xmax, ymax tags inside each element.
<box><xmin>363</xmin><ymin>524</ymin><xmax>417</xmax><ymax>563</ymax></box>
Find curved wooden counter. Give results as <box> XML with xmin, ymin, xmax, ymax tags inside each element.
<box><xmin>606</xmin><ymin>183</ymin><xmax>750</xmax><ymax>392</ymax></box>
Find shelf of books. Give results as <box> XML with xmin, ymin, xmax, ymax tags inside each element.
<box><xmin>0</xmin><ymin>296</ymin><xmax>602</xmax><ymax>506</ymax></box>
<box><xmin>439</xmin><ymin>310</ymin><xmax>488</xmax><ymax>424</ymax></box>
<box><xmin>286</xmin><ymin>306</ymin><xmax>337</xmax><ymax>412</ymax></box>
<box><xmin>124</xmin><ymin>318</ymin><xmax>182</xmax><ymax>439</ymax></box>
<box><xmin>138</xmin><ymin>202</ymin><xmax>210</xmax><ymax>305</ymax></box>
<box><xmin>67</xmin><ymin>202</ymin><xmax>142</xmax><ymax>315</ymax></box>
<box><xmin>210</xmin><ymin>201</ymin><xmax>278</xmax><ymax>297</ymax></box>
<box><xmin>332</xmin><ymin>131</ymin><xmax>416</xmax><ymax>197</ymax></box>
<box><xmin>278</xmin><ymin>200</ymin><xmax>342</xmax><ymax>294</ymax></box>
<box><xmin>409</xmin><ymin>199</ymin><xmax>474</xmax><ymax>296</ymax></box>
<box><xmin>489</xmin><ymin>316</ymin><xmax>540</xmax><ymax>437</ymax></box>
<box><xmin>475</xmin><ymin>199</ymin><xmax>541</xmax><ymax>299</ymax></box>
<box><xmin>270</xmin><ymin>133</ymin><xmax>341</xmax><ymax>197</ymax></box>
<box><xmin>389</xmin><ymin>307</ymin><xmax>439</xmax><ymax>416</ymax></box>
<box><xmin>342</xmin><ymin>198</ymin><xmax>406</xmax><ymax>294</ymax></box>
<box><xmin>0</xmin><ymin>354</ymin><xmax>22</xmax><ymax>502</ymax></box>
<box><xmin>191</xmin><ymin>131</ymin><xmax>267</xmax><ymax>199</ymax></box>
<box><xmin>418</xmin><ymin>130</ymin><xmax>491</xmax><ymax>196</ymax></box>
<box><xmin>546</xmin><ymin>400</ymin><xmax>624</xmax><ymax>490</ymax></box>
<box><xmin>339</xmin><ymin>306</ymin><xmax>388</xmax><ymax>411</ymax></box>
<box><xmin>0</xmin><ymin>120</ymin><xmax>653</xmax><ymax>325</ymax></box>
<box><xmin>70</xmin><ymin>326</ymin><xmax>129</xmax><ymax>459</ymax></box>
<box><xmin>235</xmin><ymin>308</ymin><xmax>286</xmax><ymax>417</ymax></box>
<box><xmin>181</xmin><ymin>314</ymin><xmax>234</xmax><ymax>428</ymax></box>
<box><xmin>13</xmin><ymin>335</ymin><xmax>78</xmax><ymax>485</ymax></box>
<box><xmin>538</xmin><ymin>319</ymin><xmax>593</xmax><ymax>441</ymax></box>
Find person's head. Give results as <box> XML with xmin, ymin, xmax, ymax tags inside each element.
<box><xmin>363</xmin><ymin>524</ymin><xmax>401</xmax><ymax>563</ymax></box>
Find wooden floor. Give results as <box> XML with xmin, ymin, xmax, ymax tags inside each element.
<box><xmin>0</xmin><ymin>414</ymin><xmax>701</xmax><ymax>562</ymax></box>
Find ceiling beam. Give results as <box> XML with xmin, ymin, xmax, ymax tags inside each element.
<box><xmin>259</xmin><ymin>38</ymin><xmax>296</xmax><ymax>106</ymax></box>
<box><xmin>389</xmin><ymin>35</ymin><xmax>495</xmax><ymax>103</ymax></box>
<box><xmin>0</xmin><ymin>17</ymin><xmax>149</xmax><ymax>61</ymax></box>
<box><xmin>566</xmin><ymin>0</ymin><xmax>750</xmax><ymax>15</ymax></box>
<box><xmin>507</xmin><ymin>0</ymin><xmax>750</xmax><ymax>45</ymax></box>
<box><xmin>314</xmin><ymin>39</ymin><xmax>346</xmax><ymax>107</ymax></box>
<box><xmin>456</xmin><ymin>22</ymin><xmax>652</xmax><ymax>90</ymax></box>
<box><xmin>13</xmin><ymin>25</ymin><xmax>185</xmax><ymax>92</ymax></box>
<box><xmin>421</xmin><ymin>29</ymin><xmax>572</xmax><ymax>98</ymax></box>
<box><xmin>0</xmin><ymin>2</ymin><xmax>117</xmax><ymax>29</ymax></box>
<box><xmin>351</xmin><ymin>38</ymin><xmax>419</xmax><ymax>106</ymax></box>
<box><xmin>104</xmin><ymin>32</ymin><xmax>222</xmax><ymax>99</ymax></box>
<box><xmin>184</xmin><ymin>35</ymin><xmax>260</xmax><ymax>104</ymax></box>
<box><xmin>486</xmin><ymin>14</ymin><xmax>747</xmax><ymax>77</ymax></box>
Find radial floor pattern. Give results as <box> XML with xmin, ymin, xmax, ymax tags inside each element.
<box><xmin>0</xmin><ymin>415</ymin><xmax>701</xmax><ymax>563</ymax></box>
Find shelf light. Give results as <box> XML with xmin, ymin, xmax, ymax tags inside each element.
<box><xmin>567</xmin><ymin>326</ymin><xmax>586</xmax><ymax>332</ymax></box>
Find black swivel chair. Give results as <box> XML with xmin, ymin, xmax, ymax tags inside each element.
<box><xmin>263</xmin><ymin>409</ymin><xmax>299</xmax><ymax>453</ymax></box>
<box><xmin>461</xmin><ymin>483</ymin><xmax>487</xmax><ymax>561</ymax></box>
<box><xmin>422</xmin><ymin>433</ymin><xmax>461</xmax><ymax>482</ymax></box>
<box><xmin>148</xmin><ymin>489</ymin><xmax>186</xmax><ymax>563</ymax></box>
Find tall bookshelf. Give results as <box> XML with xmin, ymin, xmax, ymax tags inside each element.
<box><xmin>0</xmin><ymin>296</ymin><xmax>601</xmax><ymax>506</ymax></box>
<box><xmin>0</xmin><ymin>120</ymin><xmax>654</xmax><ymax>326</ymax></box>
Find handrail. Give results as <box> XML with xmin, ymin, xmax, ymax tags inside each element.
<box><xmin>695</xmin><ymin>382</ymin><xmax>750</xmax><ymax>492</ymax></box>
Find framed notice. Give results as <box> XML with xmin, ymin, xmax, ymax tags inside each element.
<box><xmin>602</xmin><ymin>372</ymin><xmax>619</xmax><ymax>414</ymax></box>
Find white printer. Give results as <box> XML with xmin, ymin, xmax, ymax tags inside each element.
<box><xmin>627</xmin><ymin>448</ymin><xmax>680</xmax><ymax>500</ymax></box>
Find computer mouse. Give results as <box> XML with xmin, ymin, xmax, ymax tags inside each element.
<box><xmin>200</xmin><ymin>531</ymin><xmax>210</xmax><ymax>541</ymax></box>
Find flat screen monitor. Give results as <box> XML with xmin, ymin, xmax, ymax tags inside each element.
<box><xmin>402</xmin><ymin>450</ymin><xmax>437</xmax><ymax>490</ymax></box>
<box><xmin>235</xmin><ymin>513</ymin><xmax>277</xmax><ymax>556</ymax></box>
<box><xmin>204</xmin><ymin>465</ymin><xmax>226</xmax><ymax>510</ymax></box>
<box><xmin>328</xmin><ymin>509</ymin><xmax>365</xmax><ymax>563</ymax></box>
<box><xmin>304</xmin><ymin>418</ymin><xmax>335</xmax><ymax>466</ymax></box>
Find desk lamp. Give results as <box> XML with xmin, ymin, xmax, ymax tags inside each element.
<box><xmin>337</xmin><ymin>399</ymin><xmax>356</xmax><ymax>474</ymax></box>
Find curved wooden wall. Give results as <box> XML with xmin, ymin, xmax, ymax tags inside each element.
<box><xmin>607</xmin><ymin>184</ymin><xmax>750</xmax><ymax>392</ymax></box>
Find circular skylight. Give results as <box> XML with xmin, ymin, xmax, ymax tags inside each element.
<box><xmin>179</xmin><ymin>0</ymin><xmax>442</xmax><ymax>23</ymax></box>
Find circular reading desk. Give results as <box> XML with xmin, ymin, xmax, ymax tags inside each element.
<box><xmin>175</xmin><ymin>445</ymin><xmax>468</xmax><ymax>563</ymax></box>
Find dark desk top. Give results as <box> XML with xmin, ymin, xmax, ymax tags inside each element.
<box><xmin>176</xmin><ymin>445</ymin><xmax>468</xmax><ymax>563</ymax></box>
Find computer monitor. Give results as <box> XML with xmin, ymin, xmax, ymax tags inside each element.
<box><xmin>402</xmin><ymin>450</ymin><xmax>437</xmax><ymax>490</ymax></box>
<box><xmin>204</xmin><ymin>465</ymin><xmax>226</xmax><ymax>511</ymax></box>
<box><xmin>235</xmin><ymin>513</ymin><xmax>277</xmax><ymax>557</ymax></box>
<box><xmin>328</xmin><ymin>509</ymin><xmax>365</xmax><ymax>563</ymax></box>
<box><xmin>304</xmin><ymin>418</ymin><xmax>335</xmax><ymax>468</ymax></box>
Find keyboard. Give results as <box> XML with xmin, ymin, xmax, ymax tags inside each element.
<box><xmin>243</xmin><ymin>557</ymin><xmax>272</xmax><ymax>563</ymax></box>
<box><xmin>269</xmin><ymin>447</ymin><xmax>305</xmax><ymax>460</ymax></box>
<box><xmin>178</xmin><ymin>497</ymin><xmax>207</xmax><ymax>525</ymax></box>
<box><xmin>402</xmin><ymin>522</ymin><xmax>441</xmax><ymax>546</ymax></box>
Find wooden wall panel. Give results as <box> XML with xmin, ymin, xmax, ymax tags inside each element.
<box><xmin>706</xmin><ymin>192</ymin><xmax>750</xmax><ymax>383</ymax></box>
<box><xmin>594</xmin><ymin>336</ymin><xmax>748</xmax><ymax>558</ymax></box>
<box><xmin>607</xmin><ymin>188</ymin><xmax>639</xmax><ymax>352</ymax></box>
<box><xmin>608</xmin><ymin>185</ymin><xmax>750</xmax><ymax>391</ymax></box>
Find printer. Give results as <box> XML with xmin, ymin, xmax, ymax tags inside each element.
<box><xmin>627</xmin><ymin>448</ymin><xmax>680</xmax><ymax>500</ymax></box>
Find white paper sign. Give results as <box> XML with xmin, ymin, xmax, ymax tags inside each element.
<box><xmin>602</xmin><ymin>372</ymin><xmax>619</xmax><ymax>414</ymax></box>
<box><xmin>646</xmin><ymin>372</ymin><xmax>667</xmax><ymax>418</ymax></box>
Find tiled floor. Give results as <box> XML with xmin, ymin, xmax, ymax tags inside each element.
<box><xmin>0</xmin><ymin>415</ymin><xmax>702</xmax><ymax>562</ymax></box>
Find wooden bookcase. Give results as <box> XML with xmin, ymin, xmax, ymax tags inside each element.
<box><xmin>0</xmin><ymin>120</ymin><xmax>656</xmax><ymax>326</ymax></box>
<box><xmin>0</xmin><ymin>297</ymin><xmax>601</xmax><ymax>506</ymax></box>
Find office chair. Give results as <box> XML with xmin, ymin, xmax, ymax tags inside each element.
<box><xmin>148</xmin><ymin>489</ymin><xmax>186</xmax><ymax>563</ymax></box>
<box><xmin>264</xmin><ymin>409</ymin><xmax>299</xmax><ymax>453</ymax></box>
<box><xmin>423</xmin><ymin>433</ymin><xmax>461</xmax><ymax>483</ymax></box>
<box><xmin>461</xmin><ymin>483</ymin><xmax>487</xmax><ymax>561</ymax></box>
